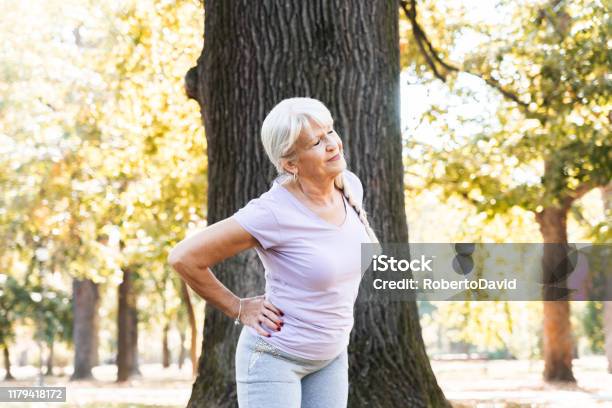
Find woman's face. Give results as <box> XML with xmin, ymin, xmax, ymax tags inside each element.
<box><xmin>287</xmin><ymin>120</ymin><xmax>346</xmax><ymax>181</ymax></box>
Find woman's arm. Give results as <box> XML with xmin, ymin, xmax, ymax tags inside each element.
<box><xmin>168</xmin><ymin>218</ymin><xmax>283</xmax><ymax>336</ymax></box>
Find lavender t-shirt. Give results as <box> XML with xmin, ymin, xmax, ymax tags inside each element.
<box><xmin>232</xmin><ymin>169</ymin><xmax>370</xmax><ymax>360</ymax></box>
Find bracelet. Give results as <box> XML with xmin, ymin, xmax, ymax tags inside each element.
<box><xmin>234</xmin><ymin>298</ymin><xmax>242</xmax><ymax>326</ymax></box>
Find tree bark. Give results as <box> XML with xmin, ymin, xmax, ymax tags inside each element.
<box><xmin>535</xmin><ymin>206</ymin><xmax>576</xmax><ymax>382</ymax></box>
<box><xmin>117</xmin><ymin>268</ymin><xmax>140</xmax><ymax>382</ymax></box>
<box><xmin>186</xmin><ymin>1</ymin><xmax>450</xmax><ymax>406</ymax></box>
<box><xmin>71</xmin><ymin>278</ymin><xmax>99</xmax><ymax>380</ymax></box>
<box><xmin>180</xmin><ymin>280</ymin><xmax>198</xmax><ymax>377</ymax></box>
<box><xmin>3</xmin><ymin>344</ymin><xmax>14</xmax><ymax>380</ymax></box>
<box><xmin>162</xmin><ymin>323</ymin><xmax>171</xmax><ymax>368</ymax></box>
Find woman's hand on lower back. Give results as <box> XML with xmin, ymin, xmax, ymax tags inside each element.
<box><xmin>240</xmin><ymin>294</ymin><xmax>284</xmax><ymax>337</ymax></box>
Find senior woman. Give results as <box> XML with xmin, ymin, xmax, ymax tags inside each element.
<box><xmin>168</xmin><ymin>97</ymin><xmax>378</xmax><ymax>408</ymax></box>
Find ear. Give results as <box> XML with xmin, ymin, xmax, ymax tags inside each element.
<box><xmin>280</xmin><ymin>157</ymin><xmax>298</xmax><ymax>175</ymax></box>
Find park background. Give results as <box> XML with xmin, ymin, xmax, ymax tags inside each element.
<box><xmin>1</xmin><ymin>0</ymin><xmax>610</xmax><ymax>407</ymax></box>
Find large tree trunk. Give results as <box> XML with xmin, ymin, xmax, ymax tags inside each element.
<box><xmin>601</xmin><ymin>183</ymin><xmax>612</xmax><ymax>373</ymax></box>
<box><xmin>71</xmin><ymin>278</ymin><xmax>99</xmax><ymax>380</ymax></box>
<box><xmin>535</xmin><ymin>206</ymin><xmax>576</xmax><ymax>382</ymax></box>
<box><xmin>180</xmin><ymin>280</ymin><xmax>198</xmax><ymax>377</ymax></box>
<box><xmin>185</xmin><ymin>1</ymin><xmax>450</xmax><ymax>406</ymax></box>
<box><xmin>3</xmin><ymin>344</ymin><xmax>14</xmax><ymax>380</ymax></box>
<box><xmin>117</xmin><ymin>268</ymin><xmax>140</xmax><ymax>382</ymax></box>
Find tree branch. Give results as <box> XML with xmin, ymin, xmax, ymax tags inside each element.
<box><xmin>561</xmin><ymin>180</ymin><xmax>606</xmax><ymax>210</ymax></box>
<box><xmin>399</xmin><ymin>0</ymin><xmax>530</xmax><ymax>109</ymax></box>
<box><xmin>184</xmin><ymin>66</ymin><xmax>199</xmax><ymax>101</ymax></box>
<box><xmin>400</xmin><ymin>0</ymin><xmax>446</xmax><ymax>81</ymax></box>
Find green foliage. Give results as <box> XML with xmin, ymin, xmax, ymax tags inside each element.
<box><xmin>1</xmin><ymin>0</ymin><xmax>205</xmax><ymax>353</ymax></box>
<box><xmin>404</xmin><ymin>1</ymin><xmax>610</xmax><ymax>359</ymax></box>
<box><xmin>0</xmin><ymin>275</ymin><xmax>71</xmax><ymax>347</ymax></box>
<box><xmin>401</xmin><ymin>0</ymin><xmax>611</xmax><ymax>219</ymax></box>
<box><xmin>0</xmin><ymin>275</ymin><xmax>32</xmax><ymax>345</ymax></box>
<box><xmin>29</xmin><ymin>284</ymin><xmax>73</xmax><ymax>345</ymax></box>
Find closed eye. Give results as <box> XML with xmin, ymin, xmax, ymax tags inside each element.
<box><xmin>313</xmin><ymin>129</ymin><xmax>334</xmax><ymax>147</ymax></box>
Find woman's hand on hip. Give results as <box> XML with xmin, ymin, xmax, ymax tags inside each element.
<box><xmin>240</xmin><ymin>295</ymin><xmax>284</xmax><ymax>337</ymax></box>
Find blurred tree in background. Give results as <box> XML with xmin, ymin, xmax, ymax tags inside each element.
<box><xmin>400</xmin><ymin>0</ymin><xmax>610</xmax><ymax>382</ymax></box>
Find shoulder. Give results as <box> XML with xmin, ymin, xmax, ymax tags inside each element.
<box><xmin>231</xmin><ymin>187</ymin><xmax>283</xmax><ymax>250</ymax></box>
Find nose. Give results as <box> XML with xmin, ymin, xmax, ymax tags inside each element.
<box><xmin>326</xmin><ymin>136</ymin><xmax>340</xmax><ymax>152</ymax></box>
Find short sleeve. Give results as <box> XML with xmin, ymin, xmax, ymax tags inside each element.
<box><xmin>232</xmin><ymin>198</ymin><xmax>281</xmax><ymax>250</ymax></box>
<box><xmin>343</xmin><ymin>170</ymin><xmax>364</xmax><ymax>206</ymax></box>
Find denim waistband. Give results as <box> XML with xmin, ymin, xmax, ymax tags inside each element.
<box><xmin>241</xmin><ymin>326</ymin><xmax>336</xmax><ymax>365</ymax></box>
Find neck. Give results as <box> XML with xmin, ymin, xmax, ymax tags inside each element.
<box><xmin>292</xmin><ymin>175</ymin><xmax>338</xmax><ymax>207</ymax></box>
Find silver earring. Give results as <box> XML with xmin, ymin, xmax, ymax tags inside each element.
<box><xmin>292</xmin><ymin>172</ymin><xmax>298</xmax><ymax>182</ymax></box>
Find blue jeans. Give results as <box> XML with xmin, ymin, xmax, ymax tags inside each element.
<box><xmin>235</xmin><ymin>326</ymin><xmax>349</xmax><ymax>407</ymax></box>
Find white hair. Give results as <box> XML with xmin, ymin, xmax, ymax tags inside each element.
<box><xmin>260</xmin><ymin>97</ymin><xmax>379</xmax><ymax>243</ymax></box>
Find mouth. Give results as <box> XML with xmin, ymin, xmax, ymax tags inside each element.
<box><xmin>328</xmin><ymin>153</ymin><xmax>341</xmax><ymax>162</ymax></box>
